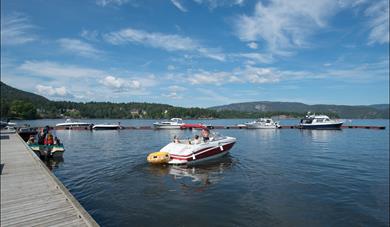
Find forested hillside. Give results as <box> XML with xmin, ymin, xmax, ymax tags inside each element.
<box><xmin>1</xmin><ymin>82</ymin><xmax>387</xmax><ymax>119</ymax></box>
<box><xmin>210</xmin><ymin>101</ymin><xmax>389</xmax><ymax>119</ymax></box>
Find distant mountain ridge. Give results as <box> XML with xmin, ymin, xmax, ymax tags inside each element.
<box><xmin>210</xmin><ymin>101</ymin><xmax>389</xmax><ymax>119</ymax></box>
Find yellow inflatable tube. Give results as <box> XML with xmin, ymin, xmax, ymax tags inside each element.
<box><xmin>147</xmin><ymin>151</ymin><xmax>170</xmax><ymax>164</ymax></box>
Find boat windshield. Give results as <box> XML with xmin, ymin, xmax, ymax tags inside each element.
<box><xmin>174</xmin><ymin>131</ymin><xmax>225</xmax><ymax>145</ymax></box>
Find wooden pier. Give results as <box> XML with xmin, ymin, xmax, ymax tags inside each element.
<box><xmin>0</xmin><ymin>131</ymin><xmax>99</xmax><ymax>227</ymax></box>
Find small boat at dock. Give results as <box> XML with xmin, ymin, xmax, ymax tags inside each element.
<box><xmin>153</xmin><ymin>118</ymin><xmax>185</xmax><ymax>129</ymax></box>
<box><xmin>245</xmin><ymin>118</ymin><xmax>281</xmax><ymax>129</ymax></box>
<box><xmin>28</xmin><ymin>127</ymin><xmax>65</xmax><ymax>158</ymax></box>
<box><xmin>299</xmin><ymin>113</ymin><xmax>343</xmax><ymax>129</ymax></box>
<box><xmin>92</xmin><ymin>123</ymin><xmax>122</xmax><ymax>130</ymax></box>
<box><xmin>56</xmin><ymin>119</ymin><xmax>92</xmax><ymax>130</ymax></box>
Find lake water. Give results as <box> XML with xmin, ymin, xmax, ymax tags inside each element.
<box><xmin>17</xmin><ymin>119</ymin><xmax>390</xmax><ymax>226</ymax></box>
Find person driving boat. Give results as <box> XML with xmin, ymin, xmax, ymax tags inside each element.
<box><xmin>201</xmin><ymin>128</ymin><xmax>210</xmax><ymax>142</ymax></box>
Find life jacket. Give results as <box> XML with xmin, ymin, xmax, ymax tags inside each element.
<box><xmin>45</xmin><ymin>134</ymin><xmax>54</xmax><ymax>145</ymax></box>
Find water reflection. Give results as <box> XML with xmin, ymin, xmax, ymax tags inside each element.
<box><xmin>147</xmin><ymin>156</ymin><xmax>234</xmax><ymax>191</ymax></box>
<box><xmin>44</xmin><ymin>157</ymin><xmax>64</xmax><ymax>171</ymax></box>
<box><xmin>301</xmin><ymin>129</ymin><xmax>342</xmax><ymax>142</ymax></box>
<box><xmin>246</xmin><ymin>129</ymin><xmax>279</xmax><ymax>140</ymax></box>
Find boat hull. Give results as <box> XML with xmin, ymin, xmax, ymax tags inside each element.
<box><xmin>92</xmin><ymin>126</ymin><xmax>121</xmax><ymax>130</ymax></box>
<box><xmin>29</xmin><ymin>145</ymin><xmax>65</xmax><ymax>158</ymax></box>
<box><xmin>167</xmin><ymin>140</ymin><xmax>236</xmax><ymax>165</ymax></box>
<box><xmin>299</xmin><ymin>122</ymin><xmax>343</xmax><ymax>129</ymax></box>
<box><xmin>55</xmin><ymin>125</ymin><xmax>92</xmax><ymax>130</ymax></box>
<box><xmin>245</xmin><ymin>124</ymin><xmax>280</xmax><ymax>129</ymax></box>
<box><xmin>153</xmin><ymin>124</ymin><xmax>182</xmax><ymax>129</ymax></box>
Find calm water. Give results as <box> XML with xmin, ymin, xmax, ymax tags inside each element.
<box><xmin>20</xmin><ymin>119</ymin><xmax>390</xmax><ymax>226</ymax></box>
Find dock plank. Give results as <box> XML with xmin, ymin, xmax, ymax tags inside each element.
<box><xmin>1</xmin><ymin>132</ymin><xmax>99</xmax><ymax>227</ymax></box>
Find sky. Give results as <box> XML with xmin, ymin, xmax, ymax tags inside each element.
<box><xmin>1</xmin><ymin>0</ymin><xmax>389</xmax><ymax>107</ymax></box>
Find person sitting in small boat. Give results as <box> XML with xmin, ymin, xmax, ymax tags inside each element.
<box><xmin>54</xmin><ymin>136</ymin><xmax>61</xmax><ymax>145</ymax></box>
<box><xmin>201</xmin><ymin>128</ymin><xmax>210</xmax><ymax>142</ymax></box>
<box><xmin>173</xmin><ymin>135</ymin><xmax>180</xmax><ymax>143</ymax></box>
<box><xmin>193</xmin><ymin>135</ymin><xmax>201</xmax><ymax>144</ymax></box>
<box><xmin>38</xmin><ymin>129</ymin><xmax>46</xmax><ymax>145</ymax></box>
<box><xmin>27</xmin><ymin>135</ymin><xmax>35</xmax><ymax>145</ymax></box>
<box><xmin>44</xmin><ymin>133</ymin><xmax>54</xmax><ymax>145</ymax></box>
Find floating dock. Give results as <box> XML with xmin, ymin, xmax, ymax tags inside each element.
<box><xmin>38</xmin><ymin>125</ymin><xmax>386</xmax><ymax>131</ymax></box>
<box><xmin>0</xmin><ymin>131</ymin><xmax>99</xmax><ymax>227</ymax></box>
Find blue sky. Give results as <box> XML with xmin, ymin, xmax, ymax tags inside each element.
<box><xmin>1</xmin><ymin>0</ymin><xmax>389</xmax><ymax>107</ymax></box>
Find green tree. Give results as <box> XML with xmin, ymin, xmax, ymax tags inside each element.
<box><xmin>10</xmin><ymin>100</ymin><xmax>38</xmax><ymax>119</ymax></box>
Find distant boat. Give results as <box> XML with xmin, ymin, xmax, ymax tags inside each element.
<box><xmin>245</xmin><ymin>118</ymin><xmax>281</xmax><ymax>129</ymax></box>
<box><xmin>0</xmin><ymin>121</ymin><xmax>16</xmax><ymax>129</ymax></box>
<box><xmin>18</xmin><ymin>126</ymin><xmax>38</xmax><ymax>142</ymax></box>
<box><xmin>235</xmin><ymin>124</ymin><xmax>247</xmax><ymax>128</ymax></box>
<box><xmin>299</xmin><ymin>113</ymin><xmax>343</xmax><ymax>129</ymax></box>
<box><xmin>56</xmin><ymin>119</ymin><xmax>92</xmax><ymax>129</ymax></box>
<box><xmin>92</xmin><ymin>123</ymin><xmax>122</xmax><ymax>130</ymax></box>
<box><xmin>153</xmin><ymin>118</ymin><xmax>184</xmax><ymax>129</ymax></box>
<box><xmin>1</xmin><ymin>126</ymin><xmax>16</xmax><ymax>133</ymax></box>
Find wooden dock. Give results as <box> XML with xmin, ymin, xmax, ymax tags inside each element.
<box><xmin>0</xmin><ymin>131</ymin><xmax>99</xmax><ymax>227</ymax></box>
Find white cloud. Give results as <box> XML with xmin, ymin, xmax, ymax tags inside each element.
<box><xmin>169</xmin><ymin>85</ymin><xmax>186</xmax><ymax>92</ymax></box>
<box><xmin>171</xmin><ymin>0</ymin><xmax>188</xmax><ymax>12</ymax></box>
<box><xmin>184</xmin><ymin>65</ymin><xmax>314</xmax><ymax>85</ymax></box>
<box><xmin>194</xmin><ymin>0</ymin><xmax>244</xmax><ymax>9</ymax></box>
<box><xmin>240</xmin><ymin>66</ymin><xmax>281</xmax><ymax>83</ymax></box>
<box><xmin>80</xmin><ymin>30</ymin><xmax>99</xmax><ymax>41</ymax></box>
<box><xmin>365</xmin><ymin>0</ymin><xmax>389</xmax><ymax>44</ymax></box>
<box><xmin>36</xmin><ymin>84</ymin><xmax>70</xmax><ymax>97</ymax></box>
<box><xmin>198</xmin><ymin>47</ymin><xmax>226</xmax><ymax>61</ymax></box>
<box><xmin>325</xmin><ymin>59</ymin><xmax>389</xmax><ymax>81</ymax></box>
<box><xmin>103</xmin><ymin>27</ymin><xmax>226</xmax><ymax>61</ymax></box>
<box><xmin>104</xmin><ymin>28</ymin><xmax>197</xmax><ymax>51</ymax></box>
<box><xmin>19</xmin><ymin>61</ymin><xmax>104</xmax><ymax>78</ymax></box>
<box><xmin>164</xmin><ymin>92</ymin><xmax>182</xmax><ymax>99</ymax></box>
<box><xmin>237</xmin><ymin>52</ymin><xmax>273</xmax><ymax>64</ymax></box>
<box><xmin>247</xmin><ymin>42</ymin><xmax>258</xmax><ymax>49</ymax></box>
<box><xmin>96</xmin><ymin>0</ymin><xmax>129</xmax><ymax>7</ymax></box>
<box><xmin>234</xmin><ymin>0</ymin><xmax>338</xmax><ymax>53</ymax></box>
<box><xmin>167</xmin><ymin>65</ymin><xmax>176</xmax><ymax>70</ymax></box>
<box><xmin>18</xmin><ymin>60</ymin><xmax>158</xmax><ymax>90</ymax></box>
<box><xmin>1</xmin><ymin>14</ymin><xmax>37</xmax><ymax>45</ymax></box>
<box><xmin>99</xmin><ymin>75</ymin><xmax>141</xmax><ymax>91</ymax></box>
<box><xmin>234</xmin><ymin>0</ymin><xmax>388</xmax><ymax>52</ymax></box>
<box><xmin>58</xmin><ymin>38</ymin><xmax>102</xmax><ymax>58</ymax></box>
<box><xmin>189</xmin><ymin>70</ymin><xmax>240</xmax><ymax>85</ymax></box>
<box><xmin>162</xmin><ymin>85</ymin><xmax>187</xmax><ymax>99</ymax></box>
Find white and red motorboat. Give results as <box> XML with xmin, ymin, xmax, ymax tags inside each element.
<box><xmin>147</xmin><ymin>132</ymin><xmax>236</xmax><ymax>165</ymax></box>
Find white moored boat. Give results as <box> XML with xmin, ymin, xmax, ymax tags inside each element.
<box><xmin>92</xmin><ymin>123</ymin><xmax>122</xmax><ymax>130</ymax></box>
<box><xmin>55</xmin><ymin>119</ymin><xmax>92</xmax><ymax>129</ymax></box>
<box><xmin>299</xmin><ymin>113</ymin><xmax>343</xmax><ymax>129</ymax></box>
<box><xmin>153</xmin><ymin>118</ymin><xmax>184</xmax><ymax>129</ymax></box>
<box><xmin>245</xmin><ymin>118</ymin><xmax>281</xmax><ymax>129</ymax></box>
<box><xmin>147</xmin><ymin>132</ymin><xmax>236</xmax><ymax>165</ymax></box>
